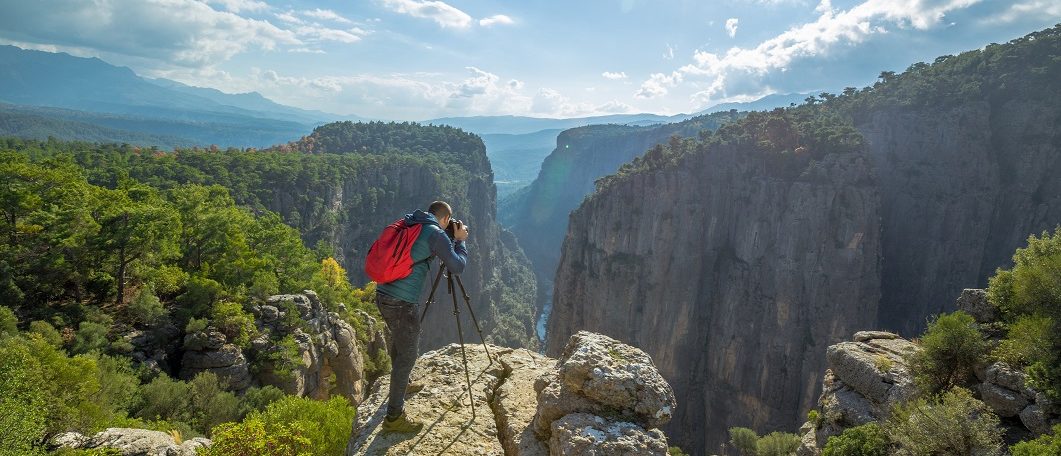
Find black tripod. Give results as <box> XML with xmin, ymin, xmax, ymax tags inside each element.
<box><xmin>420</xmin><ymin>263</ymin><xmax>494</xmax><ymax>419</ymax></box>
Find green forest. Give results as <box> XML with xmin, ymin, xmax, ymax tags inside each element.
<box><xmin>0</xmin><ymin>119</ymin><xmax>519</xmax><ymax>455</ymax></box>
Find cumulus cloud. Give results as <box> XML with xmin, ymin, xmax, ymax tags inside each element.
<box><xmin>302</xmin><ymin>8</ymin><xmax>354</xmax><ymax>24</ymax></box>
<box><xmin>635</xmin><ymin>0</ymin><xmax>980</xmax><ymax>101</ymax></box>
<box><xmin>380</xmin><ymin>0</ymin><xmax>473</xmax><ymax>29</ymax></box>
<box><xmin>207</xmin><ymin>0</ymin><xmax>270</xmax><ymax>13</ymax></box>
<box><xmin>602</xmin><ymin>71</ymin><xmax>628</xmax><ymax>80</ymax></box>
<box><xmin>479</xmin><ymin>14</ymin><xmax>515</xmax><ymax>27</ymax></box>
<box><xmin>0</xmin><ymin>0</ymin><xmax>302</xmax><ymax>68</ymax></box>
<box><xmin>725</xmin><ymin>18</ymin><xmax>739</xmax><ymax>37</ymax></box>
<box><xmin>986</xmin><ymin>0</ymin><xmax>1061</xmax><ymax>23</ymax></box>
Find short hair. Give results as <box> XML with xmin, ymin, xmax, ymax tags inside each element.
<box><xmin>428</xmin><ymin>201</ymin><xmax>452</xmax><ymax>218</ymax></box>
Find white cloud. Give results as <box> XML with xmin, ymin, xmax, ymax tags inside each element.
<box><xmin>294</xmin><ymin>25</ymin><xmax>365</xmax><ymax>44</ymax></box>
<box><xmin>636</xmin><ymin>0</ymin><xmax>980</xmax><ymax>102</ymax></box>
<box><xmin>274</xmin><ymin>10</ymin><xmax>304</xmax><ymax>24</ymax></box>
<box><xmin>725</xmin><ymin>18</ymin><xmax>739</xmax><ymax>37</ymax></box>
<box><xmin>207</xmin><ymin>0</ymin><xmax>270</xmax><ymax>13</ymax></box>
<box><xmin>986</xmin><ymin>0</ymin><xmax>1061</xmax><ymax>23</ymax></box>
<box><xmin>0</xmin><ymin>0</ymin><xmax>301</xmax><ymax>68</ymax></box>
<box><xmin>380</xmin><ymin>0</ymin><xmax>473</xmax><ymax>29</ymax></box>
<box><xmin>479</xmin><ymin>14</ymin><xmax>515</xmax><ymax>27</ymax></box>
<box><xmin>302</xmin><ymin>8</ymin><xmax>353</xmax><ymax>24</ymax></box>
<box><xmin>602</xmin><ymin>71</ymin><xmax>628</xmax><ymax>80</ymax></box>
<box><xmin>289</xmin><ymin>47</ymin><xmax>326</xmax><ymax>54</ymax></box>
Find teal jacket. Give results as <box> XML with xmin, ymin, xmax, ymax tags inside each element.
<box><xmin>376</xmin><ymin>210</ymin><xmax>468</xmax><ymax>303</ymax></box>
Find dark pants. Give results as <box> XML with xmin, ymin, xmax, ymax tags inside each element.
<box><xmin>376</xmin><ymin>292</ymin><xmax>421</xmax><ymax>419</ymax></box>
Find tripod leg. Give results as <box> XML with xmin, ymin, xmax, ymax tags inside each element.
<box><xmin>449</xmin><ymin>273</ymin><xmax>476</xmax><ymax>420</ymax></box>
<box><xmin>455</xmin><ymin>276</ymin><xmax>494</xmax><ymax>370</ymax></box>
<box><xmin>420</xmin><ymin>266</ymin><xmax>446</xmax><ymax>325</ymax></box>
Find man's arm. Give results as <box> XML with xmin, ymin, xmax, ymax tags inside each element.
<box><xmin>429</xmin><ymin>229</ymin><xmax>468</xmax><ymax>274</ymax></box>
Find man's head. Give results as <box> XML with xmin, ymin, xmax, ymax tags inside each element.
<box><xmin>428</xmin><ymin>201</ymin><xmax>453</xmax><ymax>229</ymax></box>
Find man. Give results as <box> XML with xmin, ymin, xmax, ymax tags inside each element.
<box><xmin>376</xmin><ymin>200</ymin><xmax>469</xmax><ymax>433</ymax></box>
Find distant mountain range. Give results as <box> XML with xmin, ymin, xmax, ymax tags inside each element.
<box><xmin>0</xmin><ymin>43</ymin><xmax>808</xmax><ymax>174</ymax></box>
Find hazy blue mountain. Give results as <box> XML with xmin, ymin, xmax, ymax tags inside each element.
<box><xmin>0</xmin><ymin>103</ymin><xmax>195</xmax><ymax>147</ymax></box>
<box><xmin>424</xmin><ymin>113</ymin><xmax>686</xmax><ymax>135</ymax></box>
<box><xmin>147</xmin><ymin>78</ymin><xmax>358</xmax><ymax>125</ymax></box>
<box><xmin>696</xmin><ymin>92</ymin><xmax>813</xmax><ymax>114</ymax></box>
<box><xmin>0</xmin><ymin>45</ymin><xmax>354</xmax><ymax>147</ymax></box>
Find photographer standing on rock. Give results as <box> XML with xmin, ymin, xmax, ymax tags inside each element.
<box><xmin>368</xmin><ymin>201</ymin><xmax>469</xmax><ymax>433</ymax></box>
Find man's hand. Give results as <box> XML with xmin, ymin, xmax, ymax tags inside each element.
<box><xmin>454</xmin><ymin>221</ymin><xmax>469</xmax><ymax>241</ymax></box>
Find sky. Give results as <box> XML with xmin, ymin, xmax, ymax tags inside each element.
<box><xmin>0</xmin><ymin>0</ymin><xmax>1058</xmax><ymax>120</ymax></box>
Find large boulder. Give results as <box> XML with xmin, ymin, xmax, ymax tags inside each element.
<box><xmin>955</xmin><ymin>288</ymin><xmax>997</xmax><ymax>324</ymax></box>
<box><xmin>532</xmin><ymin>331</ymin><xmax>676</xmax><ymax>438</ymax></box>
<box><xmin>50</xmin><ymin>428</ymin><xmax>210</xmax><ymax>456</ymax></box>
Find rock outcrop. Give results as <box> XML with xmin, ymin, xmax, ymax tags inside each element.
<box><xmin>346</xmin><ymin>331</ymin><xmax>676</xmax><ymax>456</ymax></box>
<box><xmin>179</xmin><ymin>291</ymin><xmax>365</xmax><ymax>403</ymax></box>
<box><xmin>51</xmin><ymin>428</ymin><xmax>210</xmax><ymax>456</ymax></box>
<box><xmin>796</xmin><ymin>332</ymin><xmax>916</xmax><ymax>454</ymax></box>
<box><xmin>798</xmin><ymin>319</ymin><xmax>1061</xmax><ymax>455</ymax></box>
<box><xmin>548</xmin><ymin>143</ymin><xmax>882</xmax><ymax>453</ymax></box>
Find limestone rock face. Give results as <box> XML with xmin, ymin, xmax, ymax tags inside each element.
<box><xmin>252</xmin><ymin>291</ymin><xmax>365</xmax><ymax>403</ymax></box>
<box><xmin>50</xmin><ymin>428</ymin><xmax>210</xmax><ymax>456</ymax></box>
<box><xmin>548</xmin><ymin>144</ymin><xmax>883</xmax><ymax>452</ymax></box>
<box><xmin>346</xmin><ymin>331</ymin><xmax>675</xmax><ymax>456</ymax></box>
<box><xmin>179</xmin><ymin>330</ymin><xmax>251</xmax><ymax>391</ymax></box>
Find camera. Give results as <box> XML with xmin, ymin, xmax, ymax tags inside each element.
<box><xmin>445</xmin><ymin>219</ymin><xmax>464</xmax><ymax>239</ymax></box>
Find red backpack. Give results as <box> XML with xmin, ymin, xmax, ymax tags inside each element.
<box><xmin>364</xmin><ymin>219</ymin><xmax>427</xmax><ymax>284</ymax></box>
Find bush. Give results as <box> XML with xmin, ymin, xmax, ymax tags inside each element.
<box><xmin>908</xmin><ymin>311</ymin><xmax>987</xmax><ymax>394</ymax></box>
<box><xmin>993</xmin><ymin>315</ymin><xmax>1052</xmax><ymax>366</ymax></box>
<box><xmin>987</xmin><ymin>228</ymin><xmax>1061</xmax><ymax>400</ymax></box>
<box><xmin>0</xmin><ymin>306</ymin><xmax>16</xmax><ymax>336</ymax></box>
<box><xmin>238</xmin><ymin>385</ymin><xmax>286</xmax><ymax>417</ymax></box>
<box><xmin>823</xmin><ymin>423</ymin><xmax>889</xmax><ymax>456</ymax></box>
<box><xmin>885</xmin><ymin>387</ymin><xmax>1002</xmax><ymax>456</ymax></box>
<box><xmin>210</xmin><ymin>301</ymin><xmax>258</xmax><ymax>348</ymax></box>
<box><xmin>757</xmin><ymin>431</ymin><xmax>801</xmax><ymax>456</ymax></box>
<box><xmin>127</xmin><ymin>286</ymin><xmax>166</xmax><ymax>326</ymax></box>
<box><xmin>1011</xmin><ymin>424</ymin><xmax>1061</xmax><ymax>456</ymax></box>
<box><xmin>28</xmin><ymin>320</ymin><xmax>63</xmax><ymax>348</ymax></box>
<box><xmin>204</xmin><ymin>396</ymin><xmax>354</xmax><ymax>456</ymax></box>
<box><xmin>71</xmin><ymin>321</ymin><xmax>111</xmax><ymax>355</ymax></box>
<box><xmin>134</xmin><ymin>372</ymin><xmax>240</xmax><ymax>436</ymax></box>
<box><xmin>729</xmin><ymin>427</ymin><xmax>760</xmax><ymax>456</ymax></box>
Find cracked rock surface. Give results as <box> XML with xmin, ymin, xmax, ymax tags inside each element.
<box><xmin>347</xmin><ymin>331</ymin><xmax>675</xmax><ymax>455</ymax></box>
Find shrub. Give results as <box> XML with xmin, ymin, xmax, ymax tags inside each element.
<box><xmin>204</xmin><ymin>396</ymin><xmax>354</xmax><ymax>456</ymax></box>
<box><xmin>885</xmin><ymin>387</ymin><xmax>1002</xmax><ymax>456</ymax></box>
<box><xmin>987</xmin><ymin>228</ymin><xmax>1061</xmax><ymax>400</ymax></box>
<box><xmin>185</xmin><ymin>317</ymin><xmax>208</xmax><ymax>334</ymax></box>
<box><xmin>729</xmin><ymin>427</ymin><xmax>760</xmax><ymax>456</ymax></box>
<box><xmin>71</xmin><ymin>321</ymin><xmax>111</xmax><ymax>355</ymax></box>
<box><xmin>908</xmin><ymin>311</ymin><xmax>987</xmax><ymax>394</ymax></box>
<box><xmin>823</xmin><ymin>423</ymin><xmax>889</xmax><ymax>456</ymax></box>
<box><xmin>134</xmin><ymin>371</ymin><xmax>239</xmax><ymax>436</ymax></box>
<box><xmin>1011</xmin><ymin>424</ymin><xmax>1061</xmax><ymax>456</ymax></box>
<box><xmin>757</xmin><ymin>431</ymin><xmax>801</xmax><ymax>456</ymax></box>
<box><xmin>668</xmin><ymin>446</ymin><xmax>690</xmax><ymax>456</ymax></box>
<box><xmin>210</xmin><ymin>301</ymin><xmax>258</xmax><ymax>348</ymax></box>
<box><xmin>993</xmin><ymin>315</ymin><xmax>1052</xmax><ymax>366</ymax></box>
<box><xmin>0</xmin><ymin>306</ymin><xmax>16</xmax><ymax>336</ymax></box>
<box><xmin>238</xmin><ymin>385</ymin><xmax>286</xmax><ymax>417</ymax></box>
<box><xmin>127</xmin><ymin>286</ymin><xmax>166</xmax><ymax>326</ymax></box>
<box><xmin>28</xmin><ymin>320</ymin><xmax>63</xmax><ymax>348</ymax></box>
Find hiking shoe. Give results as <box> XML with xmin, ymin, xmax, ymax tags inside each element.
<box><xmin>382</xmin><ymin>412</ymin><xmax>424</xmax><ymax>434</ymax></box>
<box><xmin>405</xmin><ymin>381</ymin><xmax>424</xmax><ymax>396</ymax></box>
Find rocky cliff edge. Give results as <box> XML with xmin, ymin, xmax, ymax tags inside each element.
<box><xmin>346</xmin><ymin>331</ymin><xmax>677</xmax><ymax>456</ymax></box>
